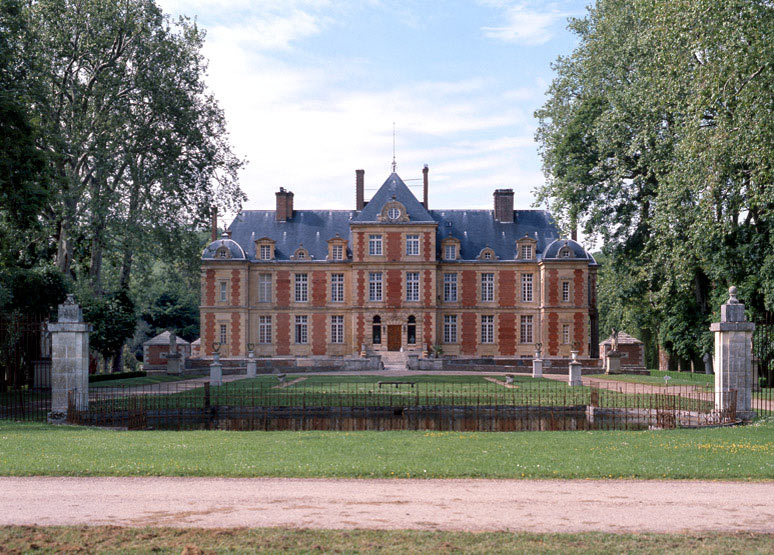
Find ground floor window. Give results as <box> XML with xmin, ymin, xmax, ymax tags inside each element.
<box><xmin>520</xmin><ymin>315</ymin><xmax>533</xmax><ymax>344</ymax></box>
<box><xmin>481</xmin><ymin>315</ymin><xmax>494</xmax><ymax>344</ymax></box>
<box><xmin>259</xmin><ymin>316</ymin><xmax>272</xmax><ymax>344</ymax></box>
<box><xmin>372</xmin><ymin>315</ymin><xmax>381</xmax><ymax>344</ymax></box>
<box><xmin>443</xmin><ymin>315</ymin><xmax>457</xmax><ymax>343</ymax></box>
<box><xmin>407</xmin><ymin>315</ymin><xmax>416</xmax><ymax>344</ymax></box>
<box><xmin>295</xmin><ymin>315</ymin><xmax>308</xmax><ymax>344</ymax></box>
<box><xmin>331</xmin><ymin>315</ymin><xmax>344</xmax><ymax>344</ymax></box>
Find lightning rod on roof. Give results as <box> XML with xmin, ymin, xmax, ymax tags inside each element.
<box><xmin>392</xmin><ymin>122</ymin><xmax>397</xmax><ymax>173</ymax></box>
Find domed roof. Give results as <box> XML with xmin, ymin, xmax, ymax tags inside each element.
<box><xmin>543</xmin><ymin>238</ymin><xmax>595</xmax><ymax>262</ymax></box>
<box><xmin>201</xmin><ymin>232</ymin><xmax>246</xmax><ymax>260</ymax></box>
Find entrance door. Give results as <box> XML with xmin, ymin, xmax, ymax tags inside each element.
<box><xmin>387</xmin><ymin>325</ymin><xmax>402</xmax><ymax>351</ymax></box>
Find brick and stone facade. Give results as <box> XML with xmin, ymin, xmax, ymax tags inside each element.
<box><xmin>200</xmin><ymin>170</ymin><xmax>599</xmax><ymax>360</ymax></box>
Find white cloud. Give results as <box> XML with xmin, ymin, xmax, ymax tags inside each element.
<box><xmin>482</xmin><ymin>3</ymin><xmax>572</xmax><ymax>45</ymax></box>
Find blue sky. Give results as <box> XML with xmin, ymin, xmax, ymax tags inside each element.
<box><xmin>157</xmin><ymin>1</ymin><xmax>589</xmax><ymax>217</ymax></box>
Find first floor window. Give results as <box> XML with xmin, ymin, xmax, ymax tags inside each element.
<box><xmin>258</xmin><ymin>273</ymin><xmax>272</xmax><ymax>303</ymax></box>
<box><xmin>219</xmin><ymin>324</ymin><xmax>228</xmax><ymax>345</ymax></box>
<box><xmin>481</xmin><ymin>315</ymin><xmax>494</xmax><ymax>344</ymax></box>
<box><xmin>331</xmin><ymin>273</ymin><xmax>344</xmax><ymax>302</ymax></box>
<box><xmin>369</xmin><ymin>234</ymin><xmax>382</xmax><ymax>256</ymax></box>
<box><xmin>562</xmin><ymin>281</ymin><xmax>571</xmax><ymax>302</ymax></box>
<box><xmin>406</xmin><ymin>234</ymin><xmax>420</xmax><ymax>256</ymax></box>
<box><xmin>219</xmin><ymin>281</ymin><xmax>228</xmax><ymax>302</ymax></box>
<box><xmin>369</xmin><ymin>272</ymin><xmax>383</xmax><ymax>302</ymax></box>
<box><xmin>295</xmin><ymin>315</ymin><xmax>308</xmax><ymax>344</ymax></box>
<box><xmin>443</xmin><ymin>273</ymin><xmax>457</xmax><ymax>302</ymax></box>
<box><xmin>406</xmin><ymin>272</ymin><xmax>420</xmax><ymax>302</ymax></box>
<box><xmin>331</xmin><ymin>315</ymin><xmax>344</xmax><ymax>344</ymax></box>
<box><xmin>481</xmin><ymin>273</ymin><xmax>494</xmax><ymax>302</ymax></box>
<box><xmin>443</xmin><ymin>315</ymin><xmax>457</xmax><ymax>343</ymax></box>
<box><xmin>521</xmin><ymin>273</ymin><xmax>533</xmax><ymax>302</ymax></box>
<box><xmin>520</xmin><ymin>315</ymin><xmax>533</xmax><ymax>344</ymax></box>
<box><xmin>562</xmin><ymin>323</ymin><xmax>571</xmax><ymax>345</ymax></box>
<box><xmin>295</xmin><ymin>273</ymin><xmax>308</xmax><ymax>302</ymax></box>
<box><xmin>259</xmin><ymin>316</ymin><xmax>272</xmax><ymax>344</ymax></box>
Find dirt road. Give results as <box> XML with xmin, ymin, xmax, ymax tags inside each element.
<box><xmin>2</xmin><ymin>477</ymin><xmax>772</xmax><ymax>533</ymax></box>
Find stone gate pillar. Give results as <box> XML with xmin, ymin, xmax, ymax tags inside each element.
<box><xmin>48</xmin><ymin>295</ymin><xmax>92</xmax><ymax>422</ymax></box>
<box><xmin>710</xmin><ymin>287</ymin><xmax>755</xmax><ymax>419</ymax></box>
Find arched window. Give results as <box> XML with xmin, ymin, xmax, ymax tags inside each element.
<box><xmin>372</xmin><ymin>315</ymin><xmax>381</xmax><ymax>345</ymax></box>
<box><xmin>407</xmin><ymin>315</ymin><xmax>416</xmax><ymax>345</ymax></box>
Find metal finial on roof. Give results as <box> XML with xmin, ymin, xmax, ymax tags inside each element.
<box><xmin>392</xmin><ymin>122</ymin><xmax>397</xmax><ymax>173</ymax></box>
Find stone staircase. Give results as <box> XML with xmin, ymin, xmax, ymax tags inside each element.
<box><xmin>380</xmin><ymin>350</ymin><xmax>408</xmax><ymax>372</ymax></box>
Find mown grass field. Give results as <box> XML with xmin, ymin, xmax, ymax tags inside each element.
<box><xmin>592</xmin><ymin>370</ymin><xmax>714</xmax><ymax>386</ymax></box>
<box><xmin>90</xmin><ymin>374</ymin><xmax>194</xmax><ymax>388</ymax></box>
<box><xmin>1</xmin><ymin>419</ymin><xmax>772</xmax><ymax>479</ymax></box>
<box><xmin>1</xmin><ymin>526</ymin><xmax>772</xmax><ymax>554</ymax></box>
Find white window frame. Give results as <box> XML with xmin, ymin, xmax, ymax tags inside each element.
<box><xmin>406</xmin><ymin>234</ymin><xmax>420</xmax><ymax>256</ymax></box>
<box><xmin>443</xmin><ymin>273</ymin><xmax>458</xmax><ymax>303</ymax></box>
<box><xmin>481</xmin><ymin>315</ymin><xmax>494</xmax><ymax>344</ymax></box>
<box><xmin>259</xmin><ymin>244</ymin><xmax>272</xmax><ymax>260</ymax></box>
<box><xmin>406</xmin><ymin>272</ymin><xmax>420</xmax><ymax>302</ymax></box>
<box><xmin>443</xmin><ymin>315</ymin><xmax>458</xmax><ymax>343</ymax></box>
<box><xmin>562</xmin><ymin>323</ymin><xmax>571</xmax><ymax>345</ymax></box>
<box><xmin>369</xmin><ymin>272</ymin><xmax>383</xmax><ymax>302</ymax></box>
<box><xmin>331</xmin><ymin>273</ymin><xmax>344</xmax><ymax>303</ymax></box>
<box><xmin>444</xmin><ymin>243</ymin><xmax>457</xmax><ymax>261</ymax></box>
<box><xmin>562</xmin><ymin>281</ymin><xmax>571</xmax><ymax>302</ymax></box>
<box><xmin>219</xmin><ymin>324</ymin><xmax>228</xmax><ymax>345</ymax></box>
<box><xmin>331</xmin><ymin>244</ymin><xmax>344</xmax><ymax>261</ymax></box>
<box><xmin>294</xmin><ymin>315</ymin><xmax>308</xmax><ymax>344</ymax></box>
<box><xmin>331</xmin><ymin>315</ymin><xmax>344</xmax><ymax>344</ymax></box>
<box><xmin>481</xmin><ymin>273</ymin><xmax>494</xmax><ymax>302</ymax></box>
<box><xmin>219</xmin><ymin>281</ymin><xmax>228</xmax><ymax>303</ymax></box>
<box><xmin>521</xmin><ymin>273</ymin><xmax>534</xmax><ymax>302</ymax></box>
<box><xmin>259</xmin><ymin>316</ymin><xmax>272</xmax><ymax>344</ymax></box>
<box><xmin>520</xmin><ymin>244</ymin><xmax>533</xmax><ymax>260</ymax></box>
<box><xmin>368</xmin><ymin>234</ymin><xmax>383</xmax><ymax>256</ymax></box>
<box><xmin>520</xmin><ymin>315</ymin><xmax>534</xmax><ymax>344</ymax></box>
<box><xmin>258</xmin><ymin>273</ymin><xmax>272</xmax><ymax>303</ymax></box>
<box><xmin>294</xmin><ymin>273</ymin><xmax>308</xmax><ymax>303</ymax></box>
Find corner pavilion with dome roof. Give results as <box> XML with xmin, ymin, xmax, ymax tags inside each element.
<box><xmin>199</xmin><ymin>168</ymin><xmax>598</xmax><ymax>361</ymax></box>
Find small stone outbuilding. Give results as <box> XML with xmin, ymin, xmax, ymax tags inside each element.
<box><xmin>190</xmin><ymin>338</ymin><xmax>201</xmax><ymax>358</ymax></box>
<box><xmin>600</xmin><ymin>332</ymin><xmax>645</xmax><ymax>370</ymax></box>
<box><xmin>142</xmin><ymin>331</ymin><xmax>190</xmax><ymax>368</ymax></box>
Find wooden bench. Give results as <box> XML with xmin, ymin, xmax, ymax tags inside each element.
<box><xmin>377</xmin><ymin>381</ymin><xmax>416</xmax><ymax>389</ymax></box>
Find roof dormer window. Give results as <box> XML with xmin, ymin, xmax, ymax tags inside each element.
<box><xmin>560</xmin><ymin>248</ymin><xmax>572</xmax><ymax>258</ymax></box>
<box><xmin>216</xmin><ymin>247</ymin><xmax>230</xmax><ymax>259</ymax></box>
<box><xmin>255</xmin><ymin>237</ymin><xmax>275</xmax><ymax>261</ymax></box>
<box><xmin>444</xmin><ymin>243</ymin><xmax>457</xmax><ymax>261</ymax></box>
<box><xmin>478</xmin><ymin>247</ymin><xmax>495</xmax><ymax>261</ymax></box>
<box><xmin>293</xmin><ymin>246</ymin><xmax>309</xmax><ymax>260</ymax></box>
<box><xmin>388</xmin><ymin>207</ymin><xmax>401</xmax><ymax>220</ymax></box>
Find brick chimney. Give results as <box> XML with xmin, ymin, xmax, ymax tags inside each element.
<box><xmin>276</xmin><ymin>187</ymin><xmax>294</xmax><ymax>222</ymax></box>
<box><xmin>493</xmin><ymin>189</ymin><xmax>514</xmax><ymax>223</ymax></box>
<box><xmin>210</xmin><ymin>206</ymin><xmax>218</xmax><ymax>242</ymax></box>
<box><xmin>356</xmin><ymin>169</ymin><xmax>365</xmax><ymax>211</ymax></box>
<box><xmin>422</xmin><ymin>165</ymin><xmax>429</xmax><ymax>209</ymax></box>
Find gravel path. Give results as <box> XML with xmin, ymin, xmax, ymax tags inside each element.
<box><xmin>2</xmin><ymin>477</ymin><xmax>773</xmax><ymax>533</ymax></box>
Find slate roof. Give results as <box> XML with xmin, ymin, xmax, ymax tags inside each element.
<box><xmin>600</xmin><ymin>332</ymin><xmax>643</xmax><ymax>345</ymax></box>
<box><xmin>201</xmin><ymin>233</ymin><xmax>247</xmax><ymax>260</ymax></box>
<box><xmin>543</xmin><ymin>238</ymin><xmax>595</xmax><ymax>261</ymax></box>
<box><xmin>352</xmin><ymin>173</ymin><xmax>434</xmax><ymax>223</ymax></box>
<box><xmin>143</xmin><ymin>330</ymin><xmax>190</xmax><ymax>347</ymax></box>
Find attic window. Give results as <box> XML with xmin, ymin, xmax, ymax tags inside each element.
<box><xmin>260</xmin><ymin>244</ymin><xmax>272</xmax><ymax>260</ymax></box>
<box><xmin>297</xmin><ymin>250</ymin><xmax>306</xmax><ymax>259</ymax></box>
<box><xmin>520</xmin><ymin>244</ymin><xmax>534</xmax><ymax>260</ymax></box>
<box><xmin>559</xmin><ymin>247</ymin><xmax>572</xmax><ymax>258</ymax></box>
<box><xmin>478</xmin><ymin>247</ymin><xmax>495</xmax><ymax>261</ymax></box>
<box><xmin>444</xmin><ymin>244</ymin><xmax>457</xmax><ymax>261</ymax></box>
<box><xmin>388</xmin><ymin>207</ymin><xmax>401</xmax><ymax>220</ymax></box>
<box><xmin>484</xmin><ymin>252</ymin><xmax>492</xmax><ymax>260</ymax></box>
<box><xmin>216</xmin><ymin>247</ymin><xmax>230</xmax><ymax>259</ymax></box>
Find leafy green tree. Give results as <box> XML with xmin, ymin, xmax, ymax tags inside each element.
<box><xmin>81</xmin><ymin>289</ymin><xmax>136</xmax><ymax>373</ymax></box>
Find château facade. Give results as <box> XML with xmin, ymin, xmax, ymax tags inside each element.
<box><xmin>200</xmin><ymin>169</ymin><xmax>599</xmax><ymax>360</ymax></box>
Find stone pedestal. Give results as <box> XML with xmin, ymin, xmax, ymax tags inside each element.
<box><xmin>210</xmin><ymin>352</ymin><xmax>223</xmax><ymax>386</ymax></box>
<box><xmin>568</xmin><ymin>352</ymin><xmax>582</xmax><ymax>386</ymax></box>
<box><xmin>407</xmin><ymin>353</ymin><xmax>419</xmax><ymax>370</ymax></box>
<box><xmin>165</xmin><ymin>332</ymin><xmax>182</xmax><ymax>375</ymax></box>
<box><xmin>246</xmin><ymin>350</ymin><xmax>257</xmax><ymax>378</ymax></box>
<box><xmin>605</xmin><ymin>351</ymin><xmax>622</xmax><ymax>374</ymax></box>
<box><xmin>48</xmin><ymin>295</ymin><xmax>91</xmax><ymax>422</ymax></box>
<box><xmin>710</xmin><ymin>287</ymin><xmax>755</xmax><ymax>418</ymax></box>
<box><xmin>532</xmin><ymin>358</ymin><xmax>543</xmax><ymax>379</ymax></box>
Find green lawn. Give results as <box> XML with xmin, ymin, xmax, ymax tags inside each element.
<box><xmin>90</xmin><ymin>374</ymin><xmax>195</xmax><ymax>388</ymax></box>
<box><xmin>1</xmin><ymin>419</ymin><xmax>772</xmax><ymax>479</ymax></box>
<box><xmin>1</xmin><ymin>526</ymin><xmax>772</xmax><ymax>554</ymax></box>
<box><xmin>593</xmin><ymin>370</ymin><xmax>714</xmax><ymax>386</ymax></box>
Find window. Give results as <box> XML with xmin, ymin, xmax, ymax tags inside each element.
<box><xmin>481</xmin><ymin>273</ymin><xmax>494</xmax><ymax>302</ymax></box>
<box><xmin>219</xmin><ymin>281</ymin><xmax>228</xmax><ymax>302</ymax></box>
<box><xmin>407</xmin><ymin>315</ymin><xmax>416</xmax><ymax>344</ymax></box>
<box><xmin>406</xmin><ymin>272</ymin><xmax>420</xmax><ymax>302</ymax></box>
<box><xmin>484</xmin><ymin>251</ymin><xmax>492</xmax><ymax>260</ymax></box>
<box><xmin>331</xmin><ymin>244</ymin><xmax>344</xmax><ymax>261</ymax></box>
<box><xmin>520</xmin><ymin>315</ymin><xmax>533</xmax><ymax>344</ymax></box>
<box><xmin>560</xmin><ymin>248</ymin><xmax>571</xmax><ymax>258</ymax></box>
<box><xmin>295</xmin><ymin>273</ymin><xmax>308</xmax><ymax>302</ymax></box>
<box><xmin>443</xmin><ymin>315</ymin><xmax>457</xmax><ymax>343</ymax></box>
<box><xmin>444</xmin><ymin>243</ymin><xmax>456</xmax><ymax>261</ymax></box>
<box><xmin>562</xmin><ymin>281</ymin><xmax>570</xmax><ymax>302</ymax></box>
<box><xmin>520</xmin><ymin>244</ymin><xmax>534</xmax><ymax>260</ymax></box>
<box><xmin>372</xmin><ymin>315</ymin><xmax>381</xmax><ymax>344</ymax></box>
<box><xmin>331</xmin><ymin>273</ymin><xmax>344</xmax><ymax>302</ymax></box>
<box><xmin>217</xmin><ymin>248</ymin><xmax>228</xmax><ymax>259</ymax></box>
<box><xmin>369</xmin><ymin>272</ymin><xmax>383</xmax><ymax>302</ymax></box>
<box><xmin>388</xmin><ymin>207</ymin><xmax>401</xmax><ymax>220</ymax></box>
<box><xmin>443</xmin><ymin>273</ymin><xmax>457</xmax><ymax>302</ymax></box>
<box><xmin>258</xmin><ymin>273</ymin><xmax>272</xmax><ymax>303</ymax></box>
<box><xmin>562</xmin><ymin>323</ymin><xmax>571</xmax><ymax>345</ymax></box>
<box><xmin>406</xmin><ymin>234</ymin><xmax>420</xmax><ymax>256</ymax></box>
<box><xmin>481</xmin><ymin>315</ymin><xmax>494</xmax><ymax>344</ymax></box>
<box><xmin>368</xmin><ymin>234</ymin><xmax>383</xmax><ymax>256</ymax></box>
<box><xmin>294</xmin><ymin>315</ymin><xmax>308</xmax><ymax>344</ymax></box>
<box><xmin>521</xmin><ymin>274</ymin><xmax>533</xmax><ymax>302</ymax></box>
<box><xmin>219</xmin><ymin>324</ymin><xmax>227</xmax><ymax>345</ymax></box>
<box><xmin>259</xmin><ymin>316</ymin><xmax>272</xmax><ymax>344</ymax></box>
<box><xmin>259</xmin><ymin>244</ymin><xmax>272</xmax><ymax>260</ymax></box>
<box><xmin>296</xmin><ymin>250</ymin><xmax>306</xmax><ymax>259</ymax></box>
<box><xmin>331</xmin><ymin>315</ymin><xmax>344</xmax><ymax>344</ymax></box>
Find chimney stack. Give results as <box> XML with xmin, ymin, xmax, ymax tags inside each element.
<box><xmin>211</xmin><ymin>206</ymin><xmax>218</xmax><ymax>242</ymax></box>
<box><xmin>356</xmin><ymin>169</ymin><xmax>365</xmax><ymax>211</ymax></box>
<box><xmin>275</xmin><ymin>187</ymin><xmax>294</xmax><ymax>222</ymax></box>
<box><xmin>422</xmin><ymin>165</ymin><xmax>429</xmax><ymax>209</ymax></box>
<box><xmin>493</xmin><ymin>189</ymin><xmax>514</xmax><ymax>223</ymax></box>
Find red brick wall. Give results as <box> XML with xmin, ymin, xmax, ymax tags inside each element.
<box><xmin>357</xmin><ymin>269</ymin><xmax>365</xmax><ymax>305</ymax></box>
<box><xmin>573</xmin><ymin>312</ymin><xmax>585</xmax><ymax>355</ymax></box>
<box><xmin>356</xmin><ymin>313</ymin><xmax>364</xmax><ymax>348</ymax></box>
<box><xmin>423</xmin><ymin>270</ymin><xmax>433</xmax><ymax>307</ymax></box>
<box><xmin>386</xmin><ymin>269</ymin><xmax>401</xmax><ymax>308</ymax></box>
<box><xmin>574</xmin><ymin>269</ymin><xmax>584</xmax><ymax>307</ymax></box>
<box><xmin>461</xmin><ymin>270</ymin><xmax>476</xmax><ymax>308</ymax></box>
<box><xmin>588</xmin><ymin>270</ymin><xmax>597</xmax><ymax>308</ymax></box>
<box><xmin>276</xmin><ymin>271</ymin><xmax>290</xmax><ymax>307</ymax></box>
<box><xmin>203</xmin><ymin>313</ymin><xmax>215</xmax><ymax>355</ymax></box>
<box><xmin>498</xmin><ymin>313</ymin><xmax>516</xmax><ymax>355</ymax></box>
<box><xmin>498</xmin><ymin>271</ymin><xmax>515</xmax><ymax>307</ymax></box>
<box><xmin>423</xmin><ymin>313</ymin><xmax>433</xmax><ymax>350</ymax></box>
<box><xmin>205</xmin><ymin>270</ymin><xmax>215</xmax><ymax>305</ymax></box>
<box><xmin>230</xmin><ymin>312</ymin><xmax>241</xmax><ymax>356</ymax></box>
<box><xmin>423</xmin><ymin>232</ymin><xmax>433</xmax><ymax>261</ymax></box>
<box><xmin>231</xmin><ymin>269</ymin><xmax>241</xmax><ymax>305</ymax></box>
<box><xmin>386</xmin><ymin>232</ymin><xmax>401</xmax><ymax>261</ymax></box>
<box><xmin>312</xmin><ymin>271</ymin><xmax>327</xmax><ymax>307</ymax></box>
<box><xmin>312</xmin><ymin>313</ymin><xmax>326</xmax><ymax>355</ymax></box>
<box><xmin>548</xmin><ymin>312</ymin><xmax>559</xmax><ymax>356</ymax></box>
<box><xmin>461</xmin><ymin>312</ymin><xmax>477</xmax><ymax>355</ymax></box>
<box><xmin>355</xmin><ymin>232</ymin><xmax>364</xmax><ymax>261</ymax></box>
<box><xmin>276</xmin><ymin>313</ymin><xmax>290</xmax><ymax>355</ymax></box>
<box><xmin>548</xmin><ymin>269</ymin><xmax>558</xmax><ymax>305</ymax></box>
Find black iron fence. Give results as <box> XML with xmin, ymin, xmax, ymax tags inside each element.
<box><xmin>66</xmin><ymin>378</ymin><xmax>731</xmax><ymax>432</ymax></box>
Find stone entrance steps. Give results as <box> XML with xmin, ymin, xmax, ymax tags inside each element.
<box><xmin>380</xmin><ymin>350</ymin><xmax>408</xmax><ymax>371</ymax></box>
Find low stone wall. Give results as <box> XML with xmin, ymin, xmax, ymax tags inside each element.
<box><xmin>184</xmin><ymin>355</ymin><xmax>382</xmax><ymax>373</ymax></box>
<box><xmin>409</xmin><ymin>356</ymin><xmax>605</xmax><ymax>375</ymax></box>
